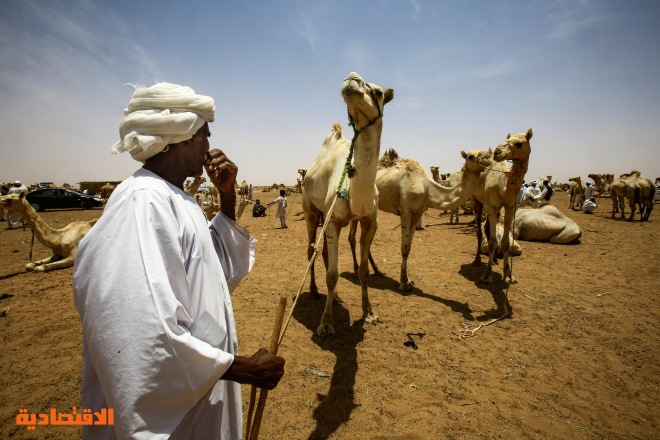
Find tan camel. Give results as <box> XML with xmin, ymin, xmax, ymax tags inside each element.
<box><xmin>237</xmin><ymin>180</ymin><xmax>249</xmax><ymax>200</ymax></box>
<box><xmin>429</xmin><ymin>166</ymin><xmax>440</xmax><ymax>183</ymax></box>
<box><xmin>513</xmin><ymin>205</ymin><xmax>581</xmax><ymax>243</ymax></box>
<box><xmin>302</xmin><ymin>72</ymin><xmax>394</xmax><ymax>338</ymax></box>
<box><xmin>430</xmin><ymin>167</ymin><xmax>468</xmax><ymax>223</ymax></box>
<box><xmin>471</xmin><ymin>129</ymin><xmax>533</xmax><ymax>284</ymax></box>
<box><xmin>0</xmin><ymin>192</ymin><xmax>97</xmax><ymax>272</ymax></box>
<box><xmin>100</xmin><ymin>184</ymin><xmax>116</xmax><ymax>201</ymax></box>
<box><xmin>203</xmin><ymin>185</ymin><xmax>221</xmax><ymax>220</ymax></box>
<box><xmin>625</xmin><ymin>171</ymin><xmax>655</xmax><ymax>221</ymax></box>
<box><xmin>568</xmin><ymin>176</ymin><xmax>584</xmax><ymax>210</ymax></box>
<box><xmin>609</xmin><ymin>172</ymin><xmax>641</xmax><ymax>221</ymax></box>
<box><xmin>349</xmin><ymin>148</ymin><xmax>491</xmax><ymax>291</ymax></box>
<box><xmin>184</xmin><ymin>176</ymin><xmax>205</xmax><ymax>196</ymax></box>
<box><xmin>298</xmin><ymin>169</ymin><xmax>307</xmax><ymax>180</ymax></box>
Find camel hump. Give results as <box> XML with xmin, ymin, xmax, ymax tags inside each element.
<box><xmin>378</xmin><ymin>148</ymin><xmax>399</xmax><ymax>168</ymax></box>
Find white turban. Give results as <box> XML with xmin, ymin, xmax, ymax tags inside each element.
<box><xmin>111</xmin><ymin>83</ymin><xmax>215</xmax><ymax>163</ymax></box>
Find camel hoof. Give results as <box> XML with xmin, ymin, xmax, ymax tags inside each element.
<box><xmin>478</xmin><ymin>274</ymin><xmax>493</xmax><ymax>284</ymax></box>
<box><xmin>25</xmin><ymin>264</ymin><xmax>36</xmax><ymax>272</ymax></box>
<box><xmin>310</xmin><ymin>289</ymin><xmax>321</xmax><ymax>299</ymax></box>
<box><xmin>363</xmin><ymin>314</ymin><xmax>381</xmax><ymax>325</ymax></box>
<box><xmin>34</xmin><ymin>266</ymin><xmax>46</xmax><ymax>273</ymax></box>
<box><xmin>316</xmin><ymin>323</ymin><xmax>336</xmax><ymax>338</ymax></box>
<box><xmin>398</xmin><ymin>281</ymin><xmax>414</xmax><ymax>292</ymax></box>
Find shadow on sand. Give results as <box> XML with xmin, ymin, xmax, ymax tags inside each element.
<box><xmin>292</xmin><ymin>291</ymin><xmax>365</xmax><ymax>440</ymax></box>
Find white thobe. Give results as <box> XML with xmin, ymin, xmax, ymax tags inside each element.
<box><xmin>73</xmin><ymin>169</ymin><xmax>256</xmax><ymax>439</ymax></box>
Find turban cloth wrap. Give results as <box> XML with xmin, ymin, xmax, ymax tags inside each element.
<box><xmin>111</xmin><ymin>83</ymin><xmax>215</xmax><ymax>163</ymax></box>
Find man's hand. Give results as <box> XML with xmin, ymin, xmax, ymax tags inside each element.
<box><xmin>221</xmin><ymin>348</ymin><xmax>285</xmax><ymax>390</ymax></box>
<box><xmin>205</xmin><ymin>149</ymin><xmax>237</xmax><ymax>195</ymax></box>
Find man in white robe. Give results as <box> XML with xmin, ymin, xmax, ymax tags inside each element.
<box><xmin>73</xmin><ymin>83</ymin><xmax>284</xmax><ymax>439</ymax></box>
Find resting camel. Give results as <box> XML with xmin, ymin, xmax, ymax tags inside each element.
<box><xmin>513</xmin><ymin>205</ymin><xmax>581</xmax><ymax>243</ymax></box>
<box><xmin>471</xmin><ymin>129</ymin><xmax>533</xmax><ymax>284</ymax></box>
<box><xmin>568</xmin><ymin>176</ymin><xmax>584</xmax><ymax>210</ymax></box>
<box><xmin>479</xmin><ymin>215</ymin><xmax>522</xmax><ymax>257</ymax></box>
<box><xmin>609</xmin><ymin>172</ymin><xmax>641</xmax><ymax>221</ymax></box>
<box><xmin>302</xmin><ymin>72</ymin><xmax>394</xmax><ymax>338</ymax></box>
<box><xmin>349</xmin><ymin>148</ymin><xmax>491</xmax><ymax>291</ymax></box>
<box><xmin>0</xmin><ymin>192</ymin><xmax>98</xmax><ymax>272</ymax></box>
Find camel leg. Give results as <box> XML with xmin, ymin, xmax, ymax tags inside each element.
<box><xmin>479</xmin><ymin>209</ymin><xmax>498</xmax><ymax>284</ymax></box>
<box><xmin>358</xmin><ymin>216</ymin><xmax>380</xmax><ymax>324</ymax></box>
<box><xmin>397</xmin><ymin>210</ymin><xmax>417</xmax><ymax>292</ymax></box>
<box><xmin>471</xmin><ymin>198</ymin><xmax>483</xmax><ymax>266</ymax></box>
<box><xmin>609</xmin><ymin>192</ymin><xmax>618</xmax><ymax>219</ymax></box>
<box><xmin>348</xmin><ymin>220</ymin><xmax>359</xmax><ymax>273</ymax></box>
<box><xmin>37</xmin><ymin>256</ymin><xmax>76</xmax><ymax>272</ymax></box>
<box><xmin>501</xmin><ymin>207</ymin><xmax>516</xmax><ymax>284</ymax></box>
<box><xmin>26</xmin><ymin>255</ymin><xmax>60</xmax><ymax>272</ymax></box>
<box><xmin>348</xmin><ymin>220</ymin><xmax>382</xmax><ymax>276</ymax></box>
<box><xmin>317</xmin><ymin>222</ymin><xmax>341</xmax><ymax>338</ymax></box>
<box><xmin>305</xmin><ymin>207</ymin><xmax>321</xmax><ymax>297</ymax></box>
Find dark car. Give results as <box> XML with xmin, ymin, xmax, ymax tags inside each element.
<box><xmin>25</xmin><ymin>188</ymin><xmax>104</xmax><ymax>212</ymax></box>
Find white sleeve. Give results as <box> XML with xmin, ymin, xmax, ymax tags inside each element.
<box><xmin>209</xmin><ymin>212</ymin><xmax>257</xmax><ymax>293</ymax></box>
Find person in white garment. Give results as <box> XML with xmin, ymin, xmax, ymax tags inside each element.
<box><xmin>584</xmin><ymin>181</ymin><xmax>594</xmax><ymax>200</ymax></box>
<box><xmin>582</xmin><ymin>196</ymin><xmax>598</xmax><ymax>214</ymax></box>
<box><xmin>266</xmin><ymin>189</ymin><xmax>288</xmax><ymax>229</ymax></box>
<box><xmin>73</xmin><ymin>83</ymin><xmax>285</xmax><ymax>440</ymax></box>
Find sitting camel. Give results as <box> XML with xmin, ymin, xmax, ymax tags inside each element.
<box><xmin>568</xmin><ymin>176</ymin><xmax>584</xmax><ymax>210</ymax></box>
<box><xmin>479</xmin><ymin>215</ymin><xmax>522</xmax><ymax>257</ymax></box>
<box><xmin>349</xmin><ymin>148</ymin><xmax>492</xmax><ymax>291</ymax></box>
<box><xmin>513</xmin><ymin>205</ymin><xmax>581</xmax><ymax>243</ymax></box>
<box><xmin>0</xmin><ymin>192</ymin><xmax>98</xmax><ymax>272</ymax></box>
<box><xmin>471</xmin><ymin>129</ymin><xmax>533</xmax><ymax>284</ymax></box>
<box><xmin>302</xmin><ymin>72</ymin><xmax>394</xmax><ymax>338</ymax></box>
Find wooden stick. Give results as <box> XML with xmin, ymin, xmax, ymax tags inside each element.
<box><xmin>247</xmin><ymin>296</ymin><xmax>287</xmax><ymax>440</ymax></box>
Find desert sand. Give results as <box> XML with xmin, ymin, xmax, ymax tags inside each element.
<box><xmin>1</xmin><ymin>191</ymin><xmax>658</xmax><ymax>439</ymax></box>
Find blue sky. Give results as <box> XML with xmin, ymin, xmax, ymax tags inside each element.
<box><xmin>1</xmin><ymin>0</ymin><xmax>659</xmax><ymax>187</ymax></box>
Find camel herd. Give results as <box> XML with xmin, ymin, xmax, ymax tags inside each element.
<box><xmin>1</xmin><ymin>72</ymin><xmax>657</xmax><ymax>341</ymax></box>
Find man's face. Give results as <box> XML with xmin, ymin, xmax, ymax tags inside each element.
<box><xmin>177</xmin><ymin>123</ymin><xmax>211</xmax><ymax>177</ymax></box>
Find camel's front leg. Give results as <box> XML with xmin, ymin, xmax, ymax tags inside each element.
<box><xmin>348</xmin><ymin>220</ymin><xmax>359</xmax><ymax>273</ymax></box>
<box><xmin>26</xmin><ymin>255</ymin><xmax>59</xmax><ymax>272</ymax></box>
<box><xmin>317</xmin><ymin>223</ymin><xmax>341</xmax><ymax>338</ymax></box>
<box><xmin>397</xmin><ymin>211</ymin><xmax>418</xmax><ymax>291</ymax></box>
<box><xmin>37</xmin><ymin>256</ymin><xmax>76</xmax><ymax>273</ymax></box>
<box><xmin>479</xmin><ymin>211</ymin><xmax>497</xmax><ymax>284</ymax></box>
<box><xmin>359</xmin><ymin>216</ymin><xmax>381</xmax><ymax>325</ymax></box>
<box><xmin>472</xmin><ymin>198</ymin><xmax>484</xmax><ymax>266</ymax></box>
<box><xmin>501</xmin><ymin>208</ymin><xmax>516</xmax><ymax>284</ymax></box>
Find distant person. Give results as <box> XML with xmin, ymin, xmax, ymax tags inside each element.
<box><xmin>532</xmin><ymin>179</ymin><xmax>555</xmax><ymax>207</ymax></box>
<box><xmin>248</xmin><ymin>184</ymin><xmax>253</xmax><ymax>201</ymax></box>
<box><xmin>82</xmin><ymin>188</ymin><xmax>89</xmax><ymax>195</ymax></box>
<box><xmin>267</xmin><ymin>189</ymin><xmax>288</xmax><ymax>228</ymax></box>
<box><xmin>252</xmin><ymin>199</ymin><xmax>267</xmax><ymax>217</ymax></box>
<box><xmin>517</xmin><ymin>180</ymin><xmax>528</xmax><ymax>206</ymax></box>
<box><xmin>7</xmin><ymin>180</ymin><xmax>28</xmax><ymax>229</ymax></box>
<box><xmin>582</xmin><ymin>197</ymin><xmax>597</xmax><ymax>214</ymax></box>
<box><xmin>584</xmin><ymin>181</ymin><xmax>594</xmax><ymax>200</ymax></box>
<box><xmin>528</xmin><ymin>180</ymin><xmax>541</xmax><ymax>198</ymax></box>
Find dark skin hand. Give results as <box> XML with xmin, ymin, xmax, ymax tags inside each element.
<box><xmin>221</xmin><ymin>348</ymin><xmax>285</xmax><ymax>390</ymax></box>
<box><xmin>204</xmin><ymin>149</ymin><xmax>239</xmax><ymax>221</ymax></box>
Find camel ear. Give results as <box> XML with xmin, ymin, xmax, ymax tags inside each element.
<box><xmin>488</xmin><ymin>148</ymin><xmax>493</xmax><ymax>156</ymax></box>
<box><xmin>383</xmin><ymin>88</ymin><xmax>394</xmax><ymax>105</ymax></box>
<box><xmin>507</xmin><ymin>133</ymin><xmax>511</xmax><ymax>140</ymax></box>
<box><xmin>461</xmin><ymin>150</ymin><xmax>467</xmax><ymax>159</ymax></box>
<box><xmin>526</xmin><ymin>128</ymin><xmax>533</xmax><ymax>140</ymax></box>
<box><xmin>19</xmin><ymin>192</ymin><xmax>26</xmax><ymax>200</ymax></box>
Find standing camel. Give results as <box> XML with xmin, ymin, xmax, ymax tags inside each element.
<box><xmin>471</xmin><ymin>129</ymin><xmax>533</xmax><ymax>284</ymax></box>
<box><xmin>609</xmin><ymin>172</ymin><xmax>641</xmax><ymax>221</ymax></box>
<box><xmin>302</xmin><ymin>72</ymin><xmax>394</xmax><ymax>338</ymax></box>
<box><xmin>184</xmin><ymin>176</ymin><xmax>206</xmax><ymax>196</ymax></box>
<box><xmin>349</xmin><ymin>148</ymin><xmax>491</xmax><ymax>291</ymax></box>
<box><xmin>0</xmin><ymin>192</ymin><xmax>98</xmax><ymax>272</ymax></box>
<box><xmin>568</xmin><ymin>176</ymin><xmax>584</xmax><ymax>210</ymax></box>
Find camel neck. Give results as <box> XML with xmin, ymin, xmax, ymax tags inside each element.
<box><xmin>348</xmin><ymin>125</ymin><xmax>382</xmax><ymax>216</ymax></box>
<box><xmin>428</xmin><ymin>171</ymin><xmax>480</xmax><ymax>210</ymax></box>
<box><xmin>19</xmin><ymin>201</ymin><xmax>59</xmax><ymax>248</ymax></box>
<box><xmin>505</xmin><ymin>159</ymin><xmax>529</xmax><ymax>198</ymax></box>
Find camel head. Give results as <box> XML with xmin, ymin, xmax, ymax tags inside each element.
<box><xmin>568</xmin><ymin>176</ymin><xmax>582</xmax><ymax>183</ymax></box>
<box><xmin>0</xmin><ymin>192</ymin><xmax>27</xmax><ymax>213</ymax></box>
<box><xmin>298</xmin><ymin>168</ymin><xmax>307</xmax><ymax>178</ymax></box>
<box><xmin>461</xmin><ymin>149</ymin><xmax>492</xmax><ymax>174</ymax></box>
<box><xmin>342</xmin><ymin>72</ymin><xmax>394</xmax><ymax>131</ymax></box>
<box><xmin>493</xmin><ymin>128</ymin><xmax>533</xmax><ymax>162</ymax></box>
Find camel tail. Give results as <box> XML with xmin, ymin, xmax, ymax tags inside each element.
<box><xmin>634</xmin><ymin>186</ymin><xmax>641</xmax><ymax>204</ymax></box>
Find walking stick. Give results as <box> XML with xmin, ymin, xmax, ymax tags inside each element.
<box><xmin>246</xmin><ymin>296</ymin><xmax>287</xmax><ymax>440</ymax></box>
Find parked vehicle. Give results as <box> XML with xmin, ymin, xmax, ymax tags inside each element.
<box><xmin>655</xmin><ymin>184</ymin><xmax>660</xmax><ymax>202</ymax></box>
<box><xmin>25</xmin><ymin>188</ymin><xmax>104</xmax><ymax>212</ymax></box>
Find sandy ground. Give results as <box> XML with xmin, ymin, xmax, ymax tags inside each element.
<box><xmin>1</xmin><ymin>191</ymin><xmax>658</xmax><ymax>439</ymax></box>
